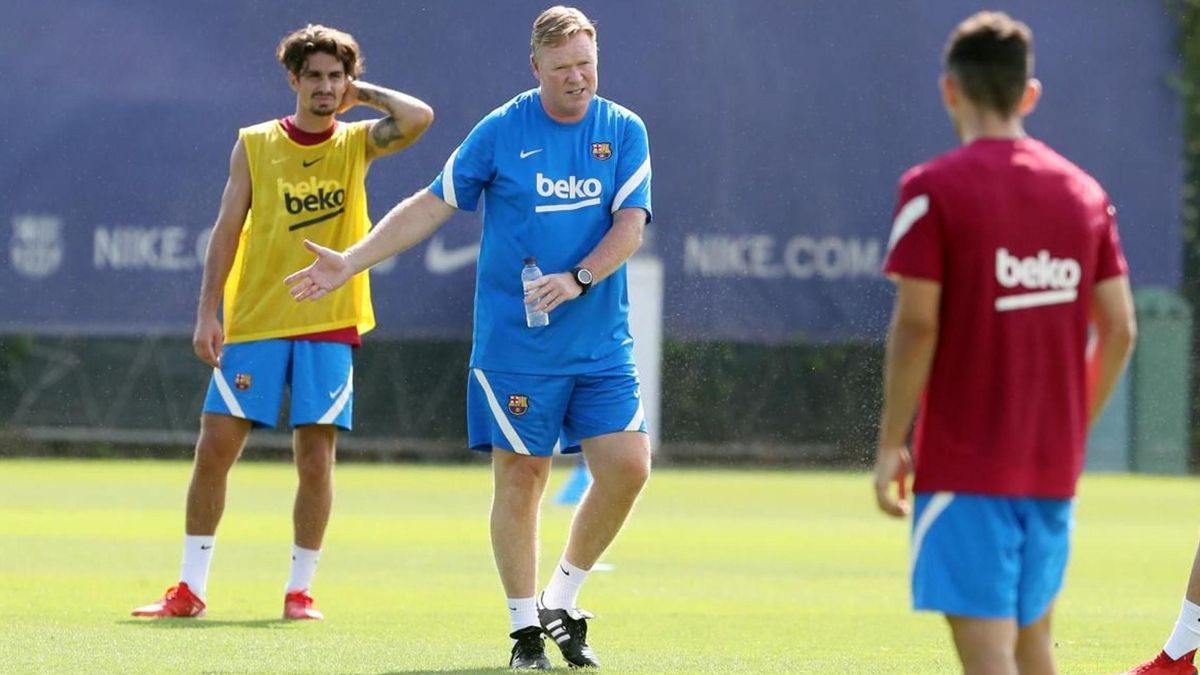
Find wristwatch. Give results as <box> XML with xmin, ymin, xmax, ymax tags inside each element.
<box><xmin>570</xmin><ymin>267</ymin><xmax>594</xmax><ymax>295</ymax></box>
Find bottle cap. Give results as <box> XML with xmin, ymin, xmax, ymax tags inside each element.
<box><xmin>523</xmin><ymin>256</ymin><xmax>536</xmax><ymax>266</ymax></box>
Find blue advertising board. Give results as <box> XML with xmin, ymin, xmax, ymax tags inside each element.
<box><xmin>0</xmin><ymin>1</ymin><xmax>1181</xmax><ymax>342</ymax></box>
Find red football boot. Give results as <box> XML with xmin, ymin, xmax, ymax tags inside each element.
<box><xmin>283</xmin><ymin>589</ymin><xmax>324</xmax><ymax>620</ymax></box>
<box><xmin>131</xmin><ymin>582</ymin><xmax>206</xmax><ymax>618</ymax></box>
<box><xmin>1123</xmin><ymin>650</ymin><xmax>1198</xmax><ymax>675</ymax></box>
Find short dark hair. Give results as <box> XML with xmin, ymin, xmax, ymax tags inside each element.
<box><xmin>276</xmin><ymin>24</ymin><xmax>364</xmax><ymax>78</ymax></box>
<box><xmin>944</xmin><ymin>12</ymin><xmax>1033</xmax><ymax>115</ymax></box>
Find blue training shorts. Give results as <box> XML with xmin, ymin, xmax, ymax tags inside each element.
<box><xmin>466</xmin><ymin>364</ymin><xmax>647</xmax><ymax>456</ymax></box>
<box><xmin>910</xmin><ymin>492</ymin><xmax>1073</xmax><ymax>626</ymax></box>
<box><xmin>202</xmin><ymin>339</ymin><xmax>354</xmax><ymax>430</ymax></box>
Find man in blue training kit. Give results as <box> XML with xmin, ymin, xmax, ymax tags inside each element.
<box><xmin>286</xmin><ymin>6</ymin><xmax>652</xmax><ymax>669</ymax></box>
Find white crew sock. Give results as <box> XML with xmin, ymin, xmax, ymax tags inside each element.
<box><xmin>179</xmin><ymin>535</ymin><xmax>216</xmax><ymax>598</ymax></box>
<box><xmin>1164</xmin><ymin>599</ymin><xmax>1200</xmax><ymax>659</ymax></box>
<box><xmin>286</xmin><ymin>545</ymin><xmax>321</xmax><ymax>593</ymax></box>
<box><xmin>541</xmin><ymin>558</ymin><xmax>590</xmax><ymax>610</ymax></box>
<box><xmin>508</xmin><ymin>596</ymin><xmax>539</xmax><ymax>634</ymax></box>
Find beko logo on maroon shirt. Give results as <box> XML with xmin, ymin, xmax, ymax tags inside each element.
<box><xmin>994</xmin><ymin>248</ymin><xmax>1082</xmax><ymax>312</ymax></box>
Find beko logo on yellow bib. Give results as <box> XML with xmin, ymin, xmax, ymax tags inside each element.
<box><xmin>534</xmin><ymin>173</ymin><xmax>602</xmax><ymax>213</ymax></box>
<box><xmin>277</xmin><ymin>177</ymin><xmax>346</xmax><ymax>216</ymax></box>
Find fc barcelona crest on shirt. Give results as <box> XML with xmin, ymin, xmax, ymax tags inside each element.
<box><xmin>234</xmin><ymin>373</ymin><xmax>252</xmax><ymax>391</ymax></box>
<box><xmin>507</xmin><ymin>394</ymin><xmax>529</xmax><ymax>416</ymax></box>
<box><xmin>591</xmin><ymin>142</ymin><xmax>612</xmax><ymax>161</ymax></box>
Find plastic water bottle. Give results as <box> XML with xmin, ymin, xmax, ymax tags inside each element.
<box><xmin>522</xmin><ymin>257</ymin><xmax>550</xmax><ymax>328</ymax></box>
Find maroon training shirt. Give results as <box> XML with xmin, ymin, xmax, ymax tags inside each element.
<box><xmin>883</xmin><ymin>137</ymin><xmax>1127</xmax><ymax>498</ymax></box>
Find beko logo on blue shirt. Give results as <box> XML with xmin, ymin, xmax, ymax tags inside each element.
<box><xmin>535</xmin><ymin>173</ymin><xmax>602</xmax><ymax>212</ymax></box>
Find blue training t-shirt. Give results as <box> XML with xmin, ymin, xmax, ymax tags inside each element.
<box><xmin>429</xmin><ymin>89</ymin><xmax>652</xmax><ymax>375</ymax></box>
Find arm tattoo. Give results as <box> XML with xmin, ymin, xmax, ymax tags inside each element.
<box><xmin>355</xmin><ymin>83</ymin><xmax>415</xmax><ymax>149</ymax></box>
<box><xmin>356</xmin><ymin>86</ymin><xmax>377</xmax><ymax>104</ymax></box>
<box><xmin>371</xmin><ymin>118</ymin><xmax>405</xmax><ymax>148</ymax></box>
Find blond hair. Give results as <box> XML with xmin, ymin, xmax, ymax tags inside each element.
<box><xmin>530</xmin><ymin>6</ymin><xmax>596</xmax><ymax>55</ymax></box>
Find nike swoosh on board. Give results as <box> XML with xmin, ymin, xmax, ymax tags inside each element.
<box><xmin>425</xmin><ymin>236</ymin><xmax>480</xmax><ymax>274</ymax></box>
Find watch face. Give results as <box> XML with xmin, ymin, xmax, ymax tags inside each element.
<box><xmin>577</xmin><ymin>268</ymin><xmax>593</xmax><ymax>285</ymax></box>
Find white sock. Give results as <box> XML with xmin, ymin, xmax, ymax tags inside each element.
<box><xmin>541</xmin><ymin>558</ymin><xmax>589</xmax><ymax>610</ymax></box>
<box><xmin>285</xmin><ymin>545</ymin><xmax>321</xmax><ymax>593</ymax></box>
<box><xmin>1164</xmin><ymin>599</ymin><xmax>1200</xmax><ymax>659</ymax></box>
<box><xmin>508</xmin><ymin>596</ymin><xmax>539</xmax><ymax>634</ymax></box>
<box><xmin>179</xmin><ymin>535</ymin><xmax>215</xmax><ymax>598</ymax></box>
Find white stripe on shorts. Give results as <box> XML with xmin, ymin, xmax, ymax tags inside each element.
<box><xmin>471</xmin><ymin>369</ymin><xmax>532</xmax><ymax>455</ymax></box>
<box><xmin>910</xmin><ymin>491</ymin><xmax>954</xmax><ymax>574</ymax></box>
<box><xmin>317</xmin><ymin>366</ymin><xmax>354</xmax><ymax>425</ymax></box>
<box><xmin>212</xmin><ymin>368</ymin><xmax>247</xmax><ymax>419</ymax></box>
<box><xmin>624</xmin><ymin>400</ymin><xmax>645</xmax><ymax>432</ymax></box>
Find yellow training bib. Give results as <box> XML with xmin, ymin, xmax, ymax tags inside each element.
<box><xmin>224</xmin><ymin>120</ymin><xmax>375</xmax><ymax>342</ymax></box>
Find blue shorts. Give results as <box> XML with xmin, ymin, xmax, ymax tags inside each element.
<box><xmin>910</xmin><ymin>492</ymin><xmax>1073</xmax><ymax>626</ymax></box>
<box><xmin>202</xmin><ymin>339</ymin><xmax>354</xmax><ymax>430</ymax></box>
<box><xmin>466</xmin><ymin>365</ymin><xmax>647</xmax><ymax>457</ymax></box>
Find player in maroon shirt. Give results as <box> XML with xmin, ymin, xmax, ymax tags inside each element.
<box><xmin>872</xmin><ymin>11</ymin><xmax>1136</xmax><ymax>674</ymax></box>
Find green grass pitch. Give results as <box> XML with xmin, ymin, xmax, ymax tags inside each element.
<box><xmin>0</xmin><ymin>457</ymin><xmax>1195</xmax><ymax>673</ymax></box>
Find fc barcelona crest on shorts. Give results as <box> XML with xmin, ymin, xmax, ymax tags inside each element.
<box><xmin>507</xmin><ymin>394</ymin><xmax>529</xmax><ymax>416</ymax></box>
<box><xmin>591</xmin><ymin>142</ymin><xmax>612</xmax><ymax>161</ymax></box>
<box><xmin>234</xmin><ymin>373</ymin><xmax>252</xmax><ymax>391</ymax></box>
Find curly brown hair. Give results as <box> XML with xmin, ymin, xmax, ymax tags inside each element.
<box><xmin>277</xmin><ymin>24</ymin><xmax>364</xmax><ymax>78</ymax></box>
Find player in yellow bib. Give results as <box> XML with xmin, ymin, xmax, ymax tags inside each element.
<box><xmin>224</xmin><ymin>117</ymin><xmax>378</xmax><ymax>342</ymax></box>
<box><xmin>132</xmin><ymin>24</ymin><xmax>434</xmax><ymax>620</ymax></box>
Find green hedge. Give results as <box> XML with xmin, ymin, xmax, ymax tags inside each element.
<box><xmin>1172</xmin><ymin>1</ymin><xmax>1200</xmax><ymax>455</ymax></box>
<box><xmin>662</xmin><ymin>341</ymin><xmax>880</xmax><ymax>452</ymax></box>
<box><xmin>0</xmin><ymin>336</ymin><xmax>882</xmax><ymax>463</ymax></box>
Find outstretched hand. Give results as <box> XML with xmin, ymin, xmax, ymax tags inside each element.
<box><xmin>872</xmin><ymin>445</ymin><xmax>912</xmax><ymax>518</ymax></box>
<box><xmin>285</xmin><ymin>240</ymin><xmax>353</xmax><ymax>301</ymax></box>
